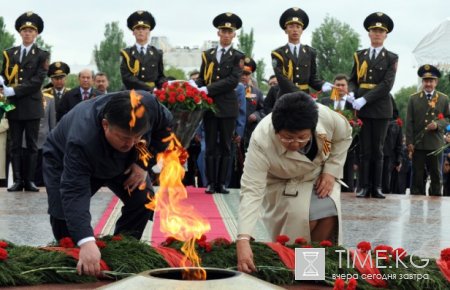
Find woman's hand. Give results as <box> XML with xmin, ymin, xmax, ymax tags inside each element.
<box><xmin>315</xmin><ymin>173</ymin><xmax>335</xmax><ymax>198</ymax></box>
<box><xmin>236</xmin><ymin>239</ymin><xmax>257</xmax><ymax>273</ymax></box>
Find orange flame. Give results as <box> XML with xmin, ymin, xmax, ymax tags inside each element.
<box><xmin>145</xmin><ymin>133</ymin><xmax>210</xmax><ymax>280</ymax></box>
<box><xmin>129</xmin><ymin>90</ymin><xmax>143</xmax><ymax>129</ymax></box>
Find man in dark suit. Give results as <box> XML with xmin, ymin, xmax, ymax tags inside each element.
<box><xmin>320</xmin><ymin>74</ymin><xmax>358</xmax><ymax>191</ymax></box>
<box><xmin>43</xmin><ymin>91</ymin><xmax>172</xmax><ymax>276</ymax></box>
<box><xmin>57</xmin><ymin>69</ymin><xmax>100</xmax><ymax>121</ymax></box>
<box><xmin>0</xmin><ymin>12</ymin><xmax>49</xmax><ymax>192</ymax></box>
<box><xmin>120</xmin><ymin>11</ymin><xmax>166</xmax><ymax>91</ymax></box>
<box><xmin>349</xmin><ymin>12</ymin><xmax>398</xmax><ymax>199</ymax></box>
<box><xmin>196</xmin><ymin>12</ymin><xmax>244</xmax><ymax>194</ymax></box>
<box><xmin>272</xmin><ymin>7</ymin><xmax>333</xmax><ymax>97</ymax></box>
<box><xmin>42</xmin><ymin>61</ymin><xmax>71</xmax><ymax>112</ymax></box>
<box><xmin>263</xmin><ymin>75</ymin><xmax>280</xmax><ymax>115</ymax></box>
<box><xmin>406</xmin><ymin>65</ymin><xmax>449</xmax><ymax>196</ymax></box>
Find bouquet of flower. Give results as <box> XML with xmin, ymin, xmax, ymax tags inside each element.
<box><xmin>153</xmin><ymin>81</ymin><xmax>215</xmax><ymax>112</ymax></box>
<box><xmin>0</xmin><ymin>93</ymin><xmax>15</xmax><ymax>119</ymax></box>
<box><xmin>337</xmin><ymin>109</ymin><xmax>363</xmax><ymax>139</ymax></box>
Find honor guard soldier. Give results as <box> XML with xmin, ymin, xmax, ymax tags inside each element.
<box><xmin>196</xmin><ymin>12</ymin><xmax>245</xmax><ymax>194</ymax></box>
<box><xmin>0</xmin><ymin>12</ymin><xmax>50</xmax><ymax>192</ymax></box>
<box><xmin>272</xmin><ymin>7</ymin><xmax>333</xmax><ymax>97</ymax></box>
<box><xmin>120</xmin><ymin>11</ymin><xmax>166</xmax><ymax>92</ymax></box>
<box><xmin>406</xmin><ymin>65</ymin><xmax>449</xmax><ymax>196</ymax></box>
<box><xmin>42</xmin><ymin>61</ymin><xmax>71</xmax><ymax>111</ymax></box>
<box><xmin>349</xmin><ymin>12</ymin><xmax>398</xmax><ymax>199</ymax></box>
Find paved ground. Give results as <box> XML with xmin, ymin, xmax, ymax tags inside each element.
<box><xmin>1</xmin><ymin>187</ymin><xmax>450</xmax><ymax>289</ymax></box>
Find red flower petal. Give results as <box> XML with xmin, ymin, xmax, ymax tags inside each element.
<box><xmin>0</xmin><ymin>248</ymin><xmax>8</xmax><ymax>261</ymax></box>
<box><xmin>0</xmin><ymin>241</ymin><xmax>8</xmax><ymax>248</ymax></box>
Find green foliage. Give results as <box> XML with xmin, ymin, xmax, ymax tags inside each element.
<box><xmin>394</xmin><ymin>85</ymin><xmax>417</xmax><ymax>122</ymax></box>
<box><xmin>35</xmin><ymin>36</ymin><xmax>52</xmax><ymax>55</ymax></box>
<box><xmin>312</xmin><ymin>16</ymin><xmax>361</xmax><ymax>82</ymax></box>
<box><xmin>64</xmin><ymin>74</ymin><xmax>79</xmax><ymax>90</ymax></box>
<box><xmin>0</xmin><ymin>17</ymin><xmax>15</xmax><ymax>68</ymax></box>
<box><xmin>437</xmin><ymin>70</ymin><xmax>450</xmax><ymax>96</ymax></box>
<box><xmin>94</xmin><ymin>22</ymin><xmax>126</xmax><ymax>92</ymax></box>
<box><xmin>237</xmin><ymin>28</ymin><xmax>254</xmax><ymax>57</ymax></box>
<box><xmin>164</xmin><ymin>66</ymin><xmax>186</xmax><ymax>80</ymax></box>
<box><xmin>255</xmin><ymin>59</ymin><xmax>268</xmax><ymax>94</ymax></box>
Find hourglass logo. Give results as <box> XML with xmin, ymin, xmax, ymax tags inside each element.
<box><xmin>295</xmin><ymin>248</ymin><xmax>325</xmax><ymax>280</ymax></box>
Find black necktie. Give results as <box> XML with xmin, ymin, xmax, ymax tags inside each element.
<box><xmin>293</xmin><ymin>46</ymin><xmax>298</xmax><ymax>59</ymax></box>
<box><xmin>56</xmin><ymin>92</ymin><xmax>61</xmax><ymax>99</ymax></box>
<box><xmin>427</xmin><ymin>93</ymin><xmax>432</xmax><ymax>100</ymax></box>
<box><xmin>20</xmin><ymin>48</ymin><xmax>27</xmax><ymax>63</ymax></box>
<box><xmin>219</xmin><ymin>48</ymin><xmax>226</xmax><ymax>62</ymax></box>
<box><xmin>140</xmin><ymin>46</ymin><xmax>145</xmax><ymax>56</ymax></box>
<box><xmin>371</xmin><ymin>49</ymin><xmax>376</xmax><ymax>60</ymax></box>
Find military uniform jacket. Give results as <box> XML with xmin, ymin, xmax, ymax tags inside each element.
<box><xmin>42</xmin><ymin>86</ymin><xmax>70</xmax><ymax>114</ymax></box>
<box><xmin>271</xmin><ymin>44</ymin><xmax>323</xmax><ymax>96</ymax></box>
<box><xmin>120</xmin><ymin>45</ymin><xmax>166</xmax><ymax>91</ymax></box>
<box><xmin>196</xmin><ymin>47</ymin><xmax>244</xmax><ymax>118</ymax></box>
<box><xmin>349</xmin><ymin>48</ymin><xmax>398</xmax><ymax>119</ymax></box>
<box><xmin>43</xmin><ymin>91</ymin><xmax>173</xmax><ymax>241</ymax></box>
<box><xmin>238</xmin><ymin>104</ymin><xmax>352</xmax><ymax>243</ymax></box>
<box><xmin>405</xmin><ymin>90</ymin><xmax>450</xmax><ymax>151</ymax></box>
<box><xmin>1</xmin><ymin>44</ymin><xmax>49</xmax><ymax>120</ymax></box>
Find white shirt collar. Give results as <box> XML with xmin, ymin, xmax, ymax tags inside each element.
<box><xmin>217</xmin><ymin>44</ymin><xmax>232</xmax><ymax>53</ymax></box>
<box><xmin>369</xmin><ymin>46</ymin><xmax>383</xmax><ymax>57</ymax></box>
<box><xmin>135</xmin><ymin>43</ymin><xmax>150</xmax><ymax>52</ymax></box>
<box><xmin>20</xmin><ymin>43</ymin><xmax>34</xmax><ymax>53</ymax></box>
<box><xmin>80</xmin><ymin>87</ymin><xmax>92</xmax><ymax>94</ymax></box>
<box><xmin>424</xmin><ymin>90</ymin><xmax>435</xmax><ymax>96</ymax></box>
<box><xmin>288</xmin><ymin>43</ymin><xmax>301</xmax><ymax>54</ymax></box>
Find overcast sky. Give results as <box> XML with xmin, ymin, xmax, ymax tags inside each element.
<box><xmin>2</xmin><ymin>0</ymin><xmax>449</xmax><ymax>94</ymax></box>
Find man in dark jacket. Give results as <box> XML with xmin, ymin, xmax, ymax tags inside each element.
<box><xmin>196</xmin><ymin>12</ymin><xmax>244</xmax><ymax>194</ymax></box>
<box><xmin>349</xmin><ymin>12</ymin><xmax>398</xmax><ymax>199</ymax></box>
<box><xmin>120</xmin><ymin>11</ymin><xmax>166</xmax><ymax>91</ymax></box>
<box><xmin>0</xmin><ymin>12</ymin><xmax>50</xmax><ymax>192</ymax></box>
<box><xmin>43</xmin><ymin>90</ymin><xmax>172</xmax><ymax>277</ymax></box>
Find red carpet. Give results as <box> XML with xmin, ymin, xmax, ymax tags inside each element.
<box><xmin>94</xmin><ymin>196</ymin><xmax>119</xmax><ymax>236</ymax></box>
<box><xmin>150</xmin><ymin>186</ymin><xmax>231</xmax><ymax>245</ymax></box>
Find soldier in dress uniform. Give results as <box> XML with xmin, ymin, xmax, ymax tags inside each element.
<box><xmin>241</xmin><ymin>57</ymin><xmax>265</xmax><ymax>152</ymax></box>
<box><xmin>42</xmin><ymin>61</ymin><xmax>71</xmax><ymax>112</ymax></box>
<box><xmin>120</xmin><ymin>10</ymin><xmax>166</xmax><ymax>91</ymax></box>
<box><xmin>349</xmin><ymin>12</ymin><xmax>398</xmax><ymax>199</ymax></box>
<box><xmin>196</xmin><ymin>12</ymin><xmax>245</xmax><ymax>194</ymax></box>
<box><xmin>0</xmin><ymin>12</ymin><xmax>50</xmax><ymax>192</ymax></box>
<box><xmin>272</xmin><ymin>7</ymin><xmax>333</xmax><ymax>97</ymax></box>
<box><xmin>406</xmin><ymin>65</ymin><xmax>449</xmax><ymax>196</ymax></box>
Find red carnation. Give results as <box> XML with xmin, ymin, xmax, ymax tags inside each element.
<box><xmin>196</xmin><ymin>234</ymin><xmax>207</xmax><ymax>243</ymax></box>
<box><xmin>319</xmin><ymin>240</ymin><xmax>333</xmax><ymax>247</ymax></box>
<box><xmin>295</xmin><ymin>237</ymin><xmax>307</xmax><ymax>245</ymax></box>
<box><xmin>193</xmin><ymin>96</ymin><xmax>201</xmax><ymax>104</ymax></box>
<box><xmin>333</xmin><ymin>277</ymin><xmax>345</xmax><ymax>290</ymax></box>
<box><xmin>96</xmin><ymin>240</ymin><xmax>107</xmax><ymax>249</ymax></box>
<box><xmin>374</xmin><ymin>244</ymin><xmax>393</xmax><ymax>262</ymax></box>
<box><xmin>349</xmin><ymin>120</ymin><xmax>355</xmax><ymax>126</ymax></box>
<box><xmin>347</xmin><ymin>278</ymin><xmax>358</xmax><ymax>290</ymax></box>
<box><xmin>169</xmin><ymin>91</ymin><xmax>177</xmax><ymax>99</ymax></box>
<box><xmin>176</xmin><ymin>94</ymin><xmax>186</xmax><ymax>102</ymax></box>
<box><xmin>206</xmin><ymin>97</ymin><xmax>213</xmax><ymax>105</ymax></box>
<box><xmin>438</xmin><ymin>113</ymin><xmax>445</xmax><ymax>120</ymax></box>
<box><xmin>356</xmin><ymin>119</ymin><xmax>363</xmax><ymax>127</ymax></box>
<box><xmin>357</xmin><ymin>241</ymin><xmax>371</xmax><ymax>253</ymax></box>
<box><xmin>111</xmin><ymin>235</ymin><xmax>123</xmax><ymax>241</ymax></box>
<box><xmin>251</xmin><ymin>99</ymin><xmax>257</xmax><ymax>106</ymax></box>
<box><xmin>163</xmin><ymin>236</ymin><xmax>177</xmax><ymax>246</ymax></box>
<box><xmin>168</xmin><ymin>96</ymin><xmax>176</xmax><ymax>104</ymax></box>
<box><xmin>276</xmin><ymin>235</ymin><xmax>290</xmax><ymax>245</ymax></box>
<box><xmin>0</xmin><ymin>248</ymin><xmax>8</xmax><ymax>261</ymax></box>
<box><xmin>441</xmin><ymin>248</ymin><xmax>450</xmax><ymax>261</ymax></box>
<box><xmin>0</xmin><ymin>241</ymin><xmax>8</xmax><ymax>248</ymax></box>
<box><xmin>59</xmin><ymin>237</ymin><xmax>75</xmax><ymax>248</ymax></box>
<box><xmin>392</xmin><ymin>248</ymin><xmax>407</xmax><ymax>261</ymax></box>
<box><xmin>396</xmin><ymin>117</ymin><xmax>403</xmax><ymax>127</ymax></box>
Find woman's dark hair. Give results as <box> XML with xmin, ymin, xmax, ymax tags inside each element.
<box><xmin>272</xmin><ymin>91</ymin><xmax>318</xmax><ymax>133</ymax></box>
<box><xmin>102</xmin><ymin>91</ymin><xmax>150</xmax><ymax>134</ymax></box>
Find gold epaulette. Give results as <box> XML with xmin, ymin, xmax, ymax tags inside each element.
<box><xmin>42</xmin><ymin>87</ymin><xmax>53</xmax><ymax>95</ymax></box>
<box><xmin>354</xmin><ymin>52</ymin><xmax>367</xmax><ymax>84</ymax></box>
<box><xmin>121</xmin><ymin>49</ymin><xmax>139</xmax><ymax>76</ymax></box>
<box><xmin>42</xmin><ymin>92</ymin><xmax>54</xmax><ymax>98</ymax></box>
<box><xmin>3</xmin><ymin>50</ymin><xmax>19</xmax><ymax>85</ymax></box>
<box><xmin>271</xmin><ymin>51</ymin><xmax>293</xmax><ymax>81</ymax></box>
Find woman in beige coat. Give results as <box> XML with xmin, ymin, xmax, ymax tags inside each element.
<box><xmin>236</xmin><ymin>92</ymin><xmax>352</xmax><ymax>273</ymax></box>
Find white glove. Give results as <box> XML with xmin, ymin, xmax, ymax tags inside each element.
<box><xmin>188</xmin><ymin>79</ymin><xmax>198</xmax><ymax>88</ymax></box>
<box><xmin>198</xmin><ymin>86</ymin><xmax>208</xmax><ymax>94</ymax></box>
<box><xmin>2</xmin><ymin>86</ymin><xmax>15</xmax><ymax>97</ymax></box>
<box><xmin>345</xmin><ymin>92</ymin><xmax>355</xmax><ymax>104</ymax></box>
<box><xmin>0</xmin><ymin>76</ymin><xmax>4</xmax><ymax>87</ymax></box>
<box><xmin>321</xmin><ymin>82</ymin><xmax>334</xmax><ymax>93</ymax></box>
<box><xmin>151</xmin><ymin>159</ymin><xmax>164</xmax><ymax>174</ymax></box>
<box><xmin>353</xmin><ymin>97</ymin><xmax>367</xmax><ymax>110</ymax></box>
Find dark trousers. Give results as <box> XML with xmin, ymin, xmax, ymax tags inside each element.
<box><xmin>411</xmin><ymin>149</ymin><xmax>442</xmax><ymax>196</ymax></box>
<box><xmin>44</xmin><ymin>155</ymin><xmax>154</xmax><ymax>242</ymax></box>
<box><xmin>203</xmin><ymin>112</ymin><xmax>235</xmax><ymax>185</ymax></box>
<box><xmin>9</xmin><ymin>119</ymin><xmax>40</xmax><ymax>182</ymax></box>
<box><xmin>358</xmin><ymin>118</ymin><xmax>389</xmax><ymax>190</ymax></box>
<box><xmin>382</xmin><ymin>156</ymin><xmax>393</xmax><ymax>193</ymax></box>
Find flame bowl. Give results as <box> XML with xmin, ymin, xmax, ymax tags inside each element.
<box><xmin>99</xmin><ymin>267</ymin><xmax>285</xmax><ymax>290</ymax></box>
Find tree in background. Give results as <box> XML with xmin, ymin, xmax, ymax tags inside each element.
<box><xmin>0</xmin><ymin>17</ymin><xmax>15</xmax><ymax>68</ymax></box>
<box><xmin>35</xmin><ymin>35</ymin><xmax>52</xmax><ymax>55</ymax></box>
<box><xmin>94</xmin><ymin>22</ymin><xmax>126</xmax><ymax>92</ymax></box>
<box><xmin>394</xmin><ymin>85</ymin><xmax>417</xmax><ymax>122</ymax></box>
<box><xmin>237</xmin><ymin>28</ymin><xmax>267</xmax><ymax>92</ymax></box>
<box><xmin>438</xmin><ymin>70</ymin><xmax>450</xmax><ymax>95</ymax></box>
<box><xmin>164</xmin><ymin>66</ymin><xmax>186</xmax><ymax>80</ymax></box>
<box><xmin>64</xmin><ymin>74</ymin><xmax>79</xmax><ymax>90</ymax></box>
<box><xmin>312</xmin><ymin>16</ymin><xmax>360</xmax><ymax>83</ymax></box>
